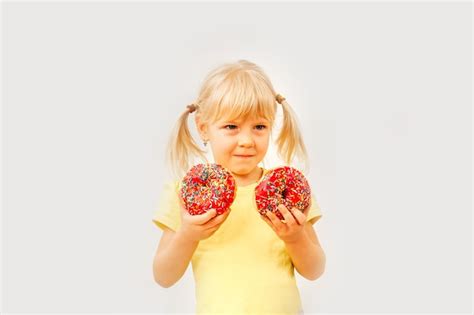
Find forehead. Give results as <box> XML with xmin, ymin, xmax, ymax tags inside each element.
<box><xmin>216</xmin><ymin>116</ymin><xmax>270</xmax><ymax>124</ymax></box>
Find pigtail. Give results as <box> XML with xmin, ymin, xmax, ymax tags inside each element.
<box><xmin>274</xmin><ymin>94</ymin><xmax>310</xmax><ymax>173</ymax></box>
<box><xmin>165</xmin><ymin>103</ymin><xmax>207</xmax><ymax>179</ymax></box>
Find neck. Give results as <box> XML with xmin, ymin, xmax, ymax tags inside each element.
<box><xmin>232</xmin><ymin>167</ymin><xmax>263</xmax><ymax>187</ymax></box>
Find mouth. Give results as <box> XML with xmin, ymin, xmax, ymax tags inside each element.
<box><xmin>234</xmin><ymin>155</ymin><xmax>254</xmax><ymax>158</ymax></box>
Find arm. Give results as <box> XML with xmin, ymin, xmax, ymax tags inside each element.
<box><xmin>153</xmin><ymin>227</ymin><xmax>200</xmax><ymax>288</ymax></box>
<box><xmin>284</xmin><ymin>222</ymin><xmax>326</xmax><ymax>281</ymax></box>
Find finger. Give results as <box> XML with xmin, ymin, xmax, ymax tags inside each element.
<box><xmin>266</xmin><ymin>210</ymin><xmax>284</xmax><ymax>228</ymax></box>
<box><xmin>291</xmin><ymin>207</ymin><xmax>306</xmax><ymax>225</ymax></box>
<box><xmin>204</xmin><ymin>209</ymin><xmax>230</xmax><ymax>229</ymax></box>
<box><xmin>179</xmin><ymin>200</ymin><xmax>193</xmax><ymax>221</ymax></box>
<box><xmin>196</xmin><ymin>208</ymin><xmax>217</xmax><ymax>224</ymax></box>
<box><xmin>204</xmin><ymin>216</ymin><xmax>221</xmax><ymax>229</ymax></box>
<box><xmin>278</xmin><ymin>204</ymin><xmax>297</xmax><ymax>225</ymax></box>
<box><xmin>304</xmin><ymin>199</ymin><xmax>312</xmax><ymax>216</ymax></box>
<box><xmin>260</xmin><ymin>212</ymin><xmax>273</xmax><ymax>228</ymax></box>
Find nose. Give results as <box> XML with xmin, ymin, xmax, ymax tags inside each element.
<box><xmin>237</xmin><ymin>132</ymin><xmax>254</xmax><ymax>147</ymax></box>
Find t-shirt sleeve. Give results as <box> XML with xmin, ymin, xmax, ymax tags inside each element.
<box><xmin>306</xmin><ymin>194</ymin><xmax>323</xmax><ymax>225</ymax></box>
<box><xmin>152</xmin><ymin>180</ymin><xmax>182</xmax><ymax>232</ymax></box>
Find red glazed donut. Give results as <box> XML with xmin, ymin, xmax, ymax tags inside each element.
<box><xmin>180</xmin><ymin>163</ymin><xmax>236</xmax><ymax>216</ymax></box>
<box><xmin>254</xmin><ymin>166</ymin><xmax>311</xmax><ymax>220</ymax></box>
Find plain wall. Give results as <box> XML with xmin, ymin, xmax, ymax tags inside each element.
<box><xmin>2</xmin><ymin>1</ymin><xmax>471</xmax><ymax>314</ymax></box>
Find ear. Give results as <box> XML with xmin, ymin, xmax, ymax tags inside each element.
<box><xmin>194</xmin><ymin>114</ymin><xmax>209</xmax><ymax>140</ymax></box>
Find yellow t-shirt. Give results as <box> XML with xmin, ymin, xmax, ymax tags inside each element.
<box><xmin>152</xmin><ymin>168</ymin><xmax>323</xmax><ymax>315</ymax></box>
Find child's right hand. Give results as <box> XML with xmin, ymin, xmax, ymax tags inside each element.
<box><xmin>177</xmin><ymin>194</ymin><xmax>231</xmax><ymax>242</ymax></box>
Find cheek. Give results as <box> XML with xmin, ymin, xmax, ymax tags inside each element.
<box><xmin>213</xmin><ymin>138</ymin><xmax>235</xmax><ymax>153</ymax></box>
<box><xmin>256</xmin><ymin>134</ymin><xmax>270</xmax><ymax>147</ymax></box>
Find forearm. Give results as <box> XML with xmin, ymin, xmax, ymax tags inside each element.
<box><xmin>285</xmin><ymin>232</ymin><xmax>326</xmax><ymax>280</ymax></box>
<box><xmin>153</xmin><ymin>229</ymin><xmax>199</xmax><ymax>288</ymax></box>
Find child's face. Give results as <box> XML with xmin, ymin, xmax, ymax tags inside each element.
<box><xmin>197</xmin><ymin>115</ymin><xmax>271</xmax><ymax>178</ymax></box>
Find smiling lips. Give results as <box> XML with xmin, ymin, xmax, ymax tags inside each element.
<box><xmin>235</xmin><ymin>155</ymin><xmax>254</xmax><ymax>158</ymax></box>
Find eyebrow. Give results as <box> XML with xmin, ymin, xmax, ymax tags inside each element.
<box><xmin>222</xmin><ymin>119</ymin><xmax>269</xmax><ymax>124</ymax></box>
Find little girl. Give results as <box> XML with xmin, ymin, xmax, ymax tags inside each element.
<box><xmin>152</xmin><ymin>60</ymin><xmax>325</xmax><ymax>314</ymax></box>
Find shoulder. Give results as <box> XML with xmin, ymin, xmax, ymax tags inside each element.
<box><xmin>158</xmin><ymin>180</ymin><xmax>182</xmax><ymax>201</ymax></box>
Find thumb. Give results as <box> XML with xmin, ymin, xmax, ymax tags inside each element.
<box><xmin>178</xmin><ymin>195</ymin><xmax>188</xmax><ymax>214</ymax></box>
<box><xmin>197</xmin><ymin>208</ymin><xmax>216</xmax><ymax>224</ymax></box>
<box><xmin>207</xmin><ymin>208</ymin><xmax>217</xmax><ymax>217</ymax></box>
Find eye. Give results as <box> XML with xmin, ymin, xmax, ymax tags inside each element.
<box><xmin>255</xmin><ymin>125</ymin><xmax>267</xmax><ymax>130</ymax></box>
<box><xmin>224</xmin><ymin>124</ymin><xmax>238</xmax><ymax>130</ymax></box>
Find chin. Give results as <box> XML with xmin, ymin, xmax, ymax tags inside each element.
<box><xmin>228</xmin><ymin>167</ymin><xmax>245</xmax><ymax>174</ymax></box>
<box><xmin>229</xmin><ymin>165</ymin><xmax>256</xmax><ymax>175</ymax></box>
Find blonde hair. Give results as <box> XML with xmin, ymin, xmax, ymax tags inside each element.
<box><xmin>165</xmin><ymin>59</ymin><xmax>309</xmax><ymax>179</ymax></box>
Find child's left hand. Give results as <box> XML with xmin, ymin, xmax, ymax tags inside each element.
<box><xmin>260</xmin><ymin>201</ymin><xmax>311</xmax><ymax>244</ymax></box>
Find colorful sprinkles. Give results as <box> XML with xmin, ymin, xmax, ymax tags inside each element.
<box><xmin>180</xmin><ymin>163</ymin><xmax>236</xmax><ymax>215</ymax></box>
<box><xmin>254</xmin><ymin>166</ymin><xmax>312</xmax><ymax>220</ymax></box>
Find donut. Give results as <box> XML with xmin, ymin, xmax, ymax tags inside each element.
<box><xmin>180</xmin><ymin>163</ymin><xmax>236</xmax><ymax>216</ymax></box>
<box><xmin>254</xmin><ymin>166</ymin><xmax>311</xmax><ymax>220</ymax></box>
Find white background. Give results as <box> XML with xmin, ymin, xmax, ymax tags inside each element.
<box><xmin>2</xmin><ymin>1</ymin><xmax>472</xmax><ymax>314</ymax></box>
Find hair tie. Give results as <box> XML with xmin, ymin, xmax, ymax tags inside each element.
<box><xmin>275</xmin><ymin>94</ymin><xmax>286</xmax><ymax>104</ymax></box>
<box><xmin>186</xmin><ymin>103</ymin><xmax>198</xmax><ymax>113</ymax></box>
